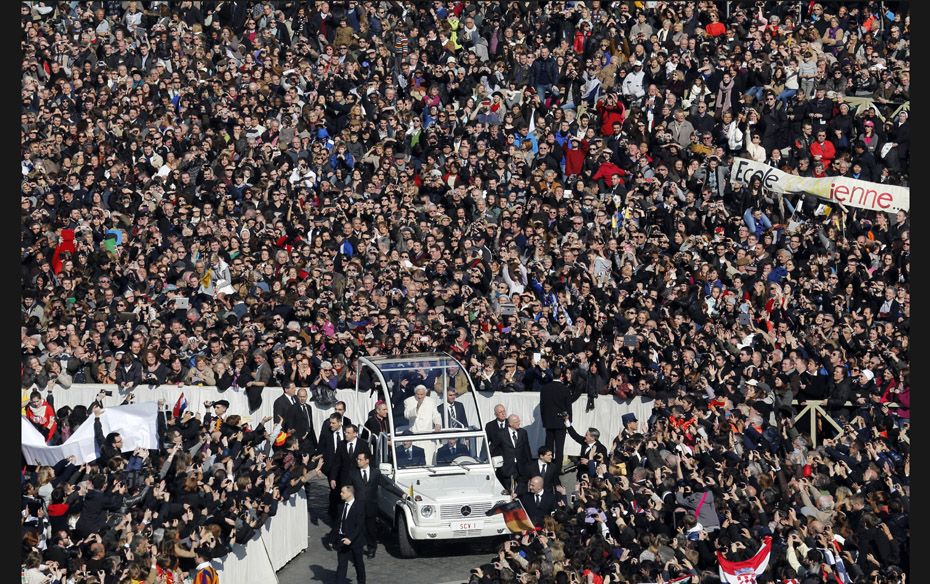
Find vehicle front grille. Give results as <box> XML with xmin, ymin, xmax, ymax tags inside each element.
<box><xmin>440</xmin><ymin>501</ymin><xmax>494</xmax><ymax>520</ymax></box>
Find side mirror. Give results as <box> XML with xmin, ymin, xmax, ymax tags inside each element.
<box><xmin>379</xmin><ymin>463</ymin><xmax>394</xmax><ymax>477</ymax></box>
<box><xmin>491</xmin><ymin>456</ymin><xmax>504</xmax><ymax>469</ymax></box>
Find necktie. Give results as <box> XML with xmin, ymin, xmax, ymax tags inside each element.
<box><xmin>407</xmin><ymin>448</ymin><xmax>412</xmax><ymax>460</ymax></box>
<box><xmin>499</xmin><ymin>421</ymin><xmax>505</xmax><ymax>430</ymax></box>
<box><xmin>335</xmin><ymin>431</ymin><xmax>342</xmax><ymax>451</ymax></box>
<box><xmin>512</xmin><ymin>431</ymin><xmax>518</xmax><ymax>447</ymax></box>
<box><xmin>362</xmin><ymin>469</ymin><xmax>367</xmax><ymax>483</ymax></box>
<box><xmin>541</xmin><ymin>463</ymin><xmax>547</xmax><ymax>475</ymax></box>
<box><xmin>340</xmin><ymin>502</ymin><xmax>349</xmax><ymax>534</ymax></box>
<box><xmin>348</xmin><ymin>442</ymin><xmax>354</xmax><ymax>458</ymax></box>
<box><xmin>449</xmin><ymin>406</ymin><xmax>456</xmax><ymax>422</ymax></box>
<box><xmin>450</xmin><ymin>445</ymin><xmax>455</xmax><ymax>455</ymax></box>
<box><xmin>535</xmin><ymin>493</ymin><xmax>541</xmax><ymax>505</ymax></box>
<box><xmin>303</xmin><ymin>404</ymin><xmax>310</xmax><ymax>425</ymax></box>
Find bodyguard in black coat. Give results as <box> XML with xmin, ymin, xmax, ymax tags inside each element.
<box><xmin>517</xmin><ymin>477</ymin><xmax>559</xmax><ymax>527</ymax></box>
<box><xmin>539</xmin><ymin>373</ymin><xmax>574</xmax><ymax>469</ymax></box>
<box><xmin>329</xmin><ymin>425</ymin><xmax>371</xmax><ymax>489</ymax></box>
<box><xmin>332</xmin><ymin>485</ymin><xmax>367</xmax><ymax>584</ymax></box>
<box><xmin>499</xmin><ymin>416</ymin><xmax>533</xmax><ymax>487</ymax></box>
<box><xmin>349</xmin><ymin>451</ymin><xmax>381</xmax><ymax>556</ymax></box>
<box><xmin>518</xmin><ymin>446</ymin><xmax>561</xmax><ymax>494</ymax></box>
<box><xmin>316</xmin><ymin>412</ymin><xmax>346</xmax><ymax>477</ymax></box>
<box><xmin>272</xmin><ymin>383</ymin><xmax>298</xmax><ymax>425</ymax></box>
<box><xmin>283</xmin><ymin>389</ymin><xmax>317</xmax><ymax>454</ymax></box>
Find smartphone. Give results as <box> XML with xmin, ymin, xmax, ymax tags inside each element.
<box><xmin>563</xmin><ymin>189</ymin><xmax>573</xmax><ymax>199</ymax></box>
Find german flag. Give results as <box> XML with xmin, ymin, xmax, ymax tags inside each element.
<box><xmin>485</xmin><ymin>499</ymin><xmax>535</xmax><ymax>533</ymax></box>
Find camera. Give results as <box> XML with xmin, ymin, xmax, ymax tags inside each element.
<box><xmin>499</xmin><ymin>303</ymin><xmax>517</xmax><ymax>316</ymax></box>
<box><xmin>100</xmin><ymin>389</ymin><xmax>113</xmax><ymax>396</ymax></box>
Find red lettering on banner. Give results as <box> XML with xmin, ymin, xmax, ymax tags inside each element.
<box><xmin>833</xmin><ymin>183</ymin><xmax>849</xmax><ymax>202</ymax></box>
<box><xmin>877</xmin><ymin>192</ymin><xmax>892</xmax><ymax>209</ymax></box>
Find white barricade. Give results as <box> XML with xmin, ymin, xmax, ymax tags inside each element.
<box><xmin>34</xmin><ymin>384</ymin><xmax>653</xmax><ymax>456</ymax></box>
<box><xmin>212</xmin><ymin>490</ymin><xmax>308</xmax><ymax>584</ymax></box>
<box><xmin>260</xmin><ymin>488</ymin><xmax>309</xmax><ymax>571</ymax></box>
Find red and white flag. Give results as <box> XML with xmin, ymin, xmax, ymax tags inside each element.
<box><xmin>717</xmin><ymin>536</ymin><xmax>773</xmax><ymax>584</ymax></box>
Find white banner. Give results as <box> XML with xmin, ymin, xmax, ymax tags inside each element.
<box><xmin>730</xmin><ymin>157</ymin><xmax>909</xmax><ymax>212</ymax></box>
<box><xmin>21</xmin><ymin>401</ymin><xmax>159</xmax><ymax>466</ymax></box>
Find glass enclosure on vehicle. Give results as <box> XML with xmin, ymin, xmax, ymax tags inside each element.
<box><xmin>356</xmin><ymin>353</ymin><xmax>488</xmax><ymax>466</ymax></box>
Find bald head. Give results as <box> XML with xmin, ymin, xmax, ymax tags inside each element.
<box><xmin>508</xmin><ymin>415</ymin><xmax>521</xmax><ymax>429</ymax></box>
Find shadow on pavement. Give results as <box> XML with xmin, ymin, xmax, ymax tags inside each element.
<box><xmin>309</xmin><ymin>563</ymin><xmax>336</xmax><ymax>583</ymax></box>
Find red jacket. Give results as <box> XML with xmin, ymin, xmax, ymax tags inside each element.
<box><xmin>809</xmin><ymin>139</ymin><xmax>836</xmax><ymax>168</ymax></box>
<box><xmin>564</xmin><ymin>148</ymin><xmax>587</xmax><ymax>176</ymax></box>
<box><xmin>592</xmin><ymin>162</ymin><xmax>627</xmax><ymax>186</ymax></box>
<box><xmin>25</xmin><ymin>400</ymin><xmax>57</xmax><ymax>443</ymax></box>
<box><xmin>596</xmin><ymin>99</ymin><xmax>626</xmax><ymax>136</ymax></box>
<box><xmin>706</xmin><ymin>21</ymin><xmax>726</xmax><ymax>37</ymax></box>
<box><xmin>52</xmin><ymin>229</ymin><xmax>76</xmax><ymax>275</ymax></box>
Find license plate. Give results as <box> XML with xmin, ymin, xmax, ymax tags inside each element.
<box><xmin>450</xmin><ymin>520</ymin><xmax>484</xmax><ymax>531</ymax></box>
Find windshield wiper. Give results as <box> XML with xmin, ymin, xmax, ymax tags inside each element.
<box><xmin>450</xmin><ymin>460</ymin><xmax>472</xmax><ymax>473</ymax></box>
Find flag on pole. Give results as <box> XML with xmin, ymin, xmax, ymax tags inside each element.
<box><xmin>717</xmin><ymin>535</ymin><xmax>773</xmax><ymax>584</ymax></box>
<box><xmin>485</xmin><ymin>499</ymin><xmax>535</xmax><ymax>533</ymax></box>
<box><xmin>173</xmin><ymin>393</ymin><xmax>187</xmax><ymax>418</ymax></box>
<box><xmin>408</xmin><ymin>483</ymin><xmax>414</xmax><ymax>499</ymax></box>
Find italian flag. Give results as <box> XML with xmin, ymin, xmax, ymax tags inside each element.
<box><xmin>717</xmin><ymin>536</ymin><xmax>773</xmax><ymax>584</ymax></box>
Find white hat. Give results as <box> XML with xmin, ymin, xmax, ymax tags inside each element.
<box><xmin>862</xmin><ymin>369</ymin><xmax>875</xmax><ymax>382</ymax></box>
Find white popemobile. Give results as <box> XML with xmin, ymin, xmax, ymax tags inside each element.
<box><xmin>356</xmin><ymin>353</ymin><xmax>511</xmax><ymax>558</ymax></box>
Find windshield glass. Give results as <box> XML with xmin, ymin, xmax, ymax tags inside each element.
<box><xmin>385</xmin><ymin>434</ymin><xmax>490</xmax><ymax>469</ymax></box>
<box><xmin>368</xmin><ymin>355</ymin><xmax>481</xmax><ymax>436</ymax></box>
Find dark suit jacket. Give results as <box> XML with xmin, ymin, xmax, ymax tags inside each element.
<box><xmin>316</xmin><ymin>425</ymin><xmax>344</xmax><ymax>475</ymax></box>
<box><xmin>331</xmin><ymin>499</ymin><xmax>366</xmax><ymax>549</ymax></box>
<box><xmin>395</xmin><ymin>445</ymin><xmax>426</xmax><ymax>468</ymax></box>
<box><xmin>349</xmin><ymin>466</ymin><xmax>381</xmax><ymax>515</ymax></box>
<box><xmin>566</xmin><ymin>425</ymin><xmax>609</xmax><ymax>478</ymax></box>
<box><xmin>518</xmin><ymin>491</ymin><xmax>558</xmax><ymax>527</ymax></box>
<box><xmin>273</xmin><ymin>393</ymin><xmax>296</xmax><ymax>425</ymax></box>
<box><xmin>539</xmin><ymin>380</ymin><xmax>574</xmax><ymax>428</ymax></box>
<box><xmin>330</xmin><ymin>439</ymin><xmax>372</xmax><ymax>486</ymax></box>
<box><xmin>485</xmin><ymin>418</ymin><xmax>509</xmax><ymax>457</ymax></box>
<box><xmin>519</xmin><ymin>458</ymin><xmax>562</xmax><ymax>493</ymax></box>
<box><xmin>283</xmin><ymin>402</ymin><xmax>317</xmax><ymax>451</ymax></box>
<box><xmin>500</xmin><ymin>427</ymin><xmax>532</xmax><ymax>477</ymax></box>
<box><xmin>436</xmin><ymin>442</ymin><xmax>471</xmax><ymax>464</ymax></box>
<box><xmin>439</xmin><ymin>400</ymin><xmax>468</xmax><ymax>429</ymax></box>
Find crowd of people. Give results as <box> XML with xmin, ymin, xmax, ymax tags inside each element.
<box><xmin>21</xmin><ymin>1</ymin><xmax>909</xmax><ymax>583</ymax></box>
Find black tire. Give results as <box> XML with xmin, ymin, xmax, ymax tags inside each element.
<box><xmin>396</xmin><ymin>512</ymin><xmax>418</xmax><ymax>558</ymax></box>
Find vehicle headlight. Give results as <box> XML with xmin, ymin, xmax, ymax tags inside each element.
<box><xmin>419</xmin><ymin>504</ymin><xmax>434</xmax><ymax>518</ymax></box>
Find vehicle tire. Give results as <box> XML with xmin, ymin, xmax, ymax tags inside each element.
<box><xmin>396</xmin><ymin>512</ymin><xmax>418</xmax><ymax>558</ymax></box>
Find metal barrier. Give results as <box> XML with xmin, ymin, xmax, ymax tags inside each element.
<box><xmin>790</xmin><ymin>400</ymin><xmax>903</xmax><ymax>447</ymax></box>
